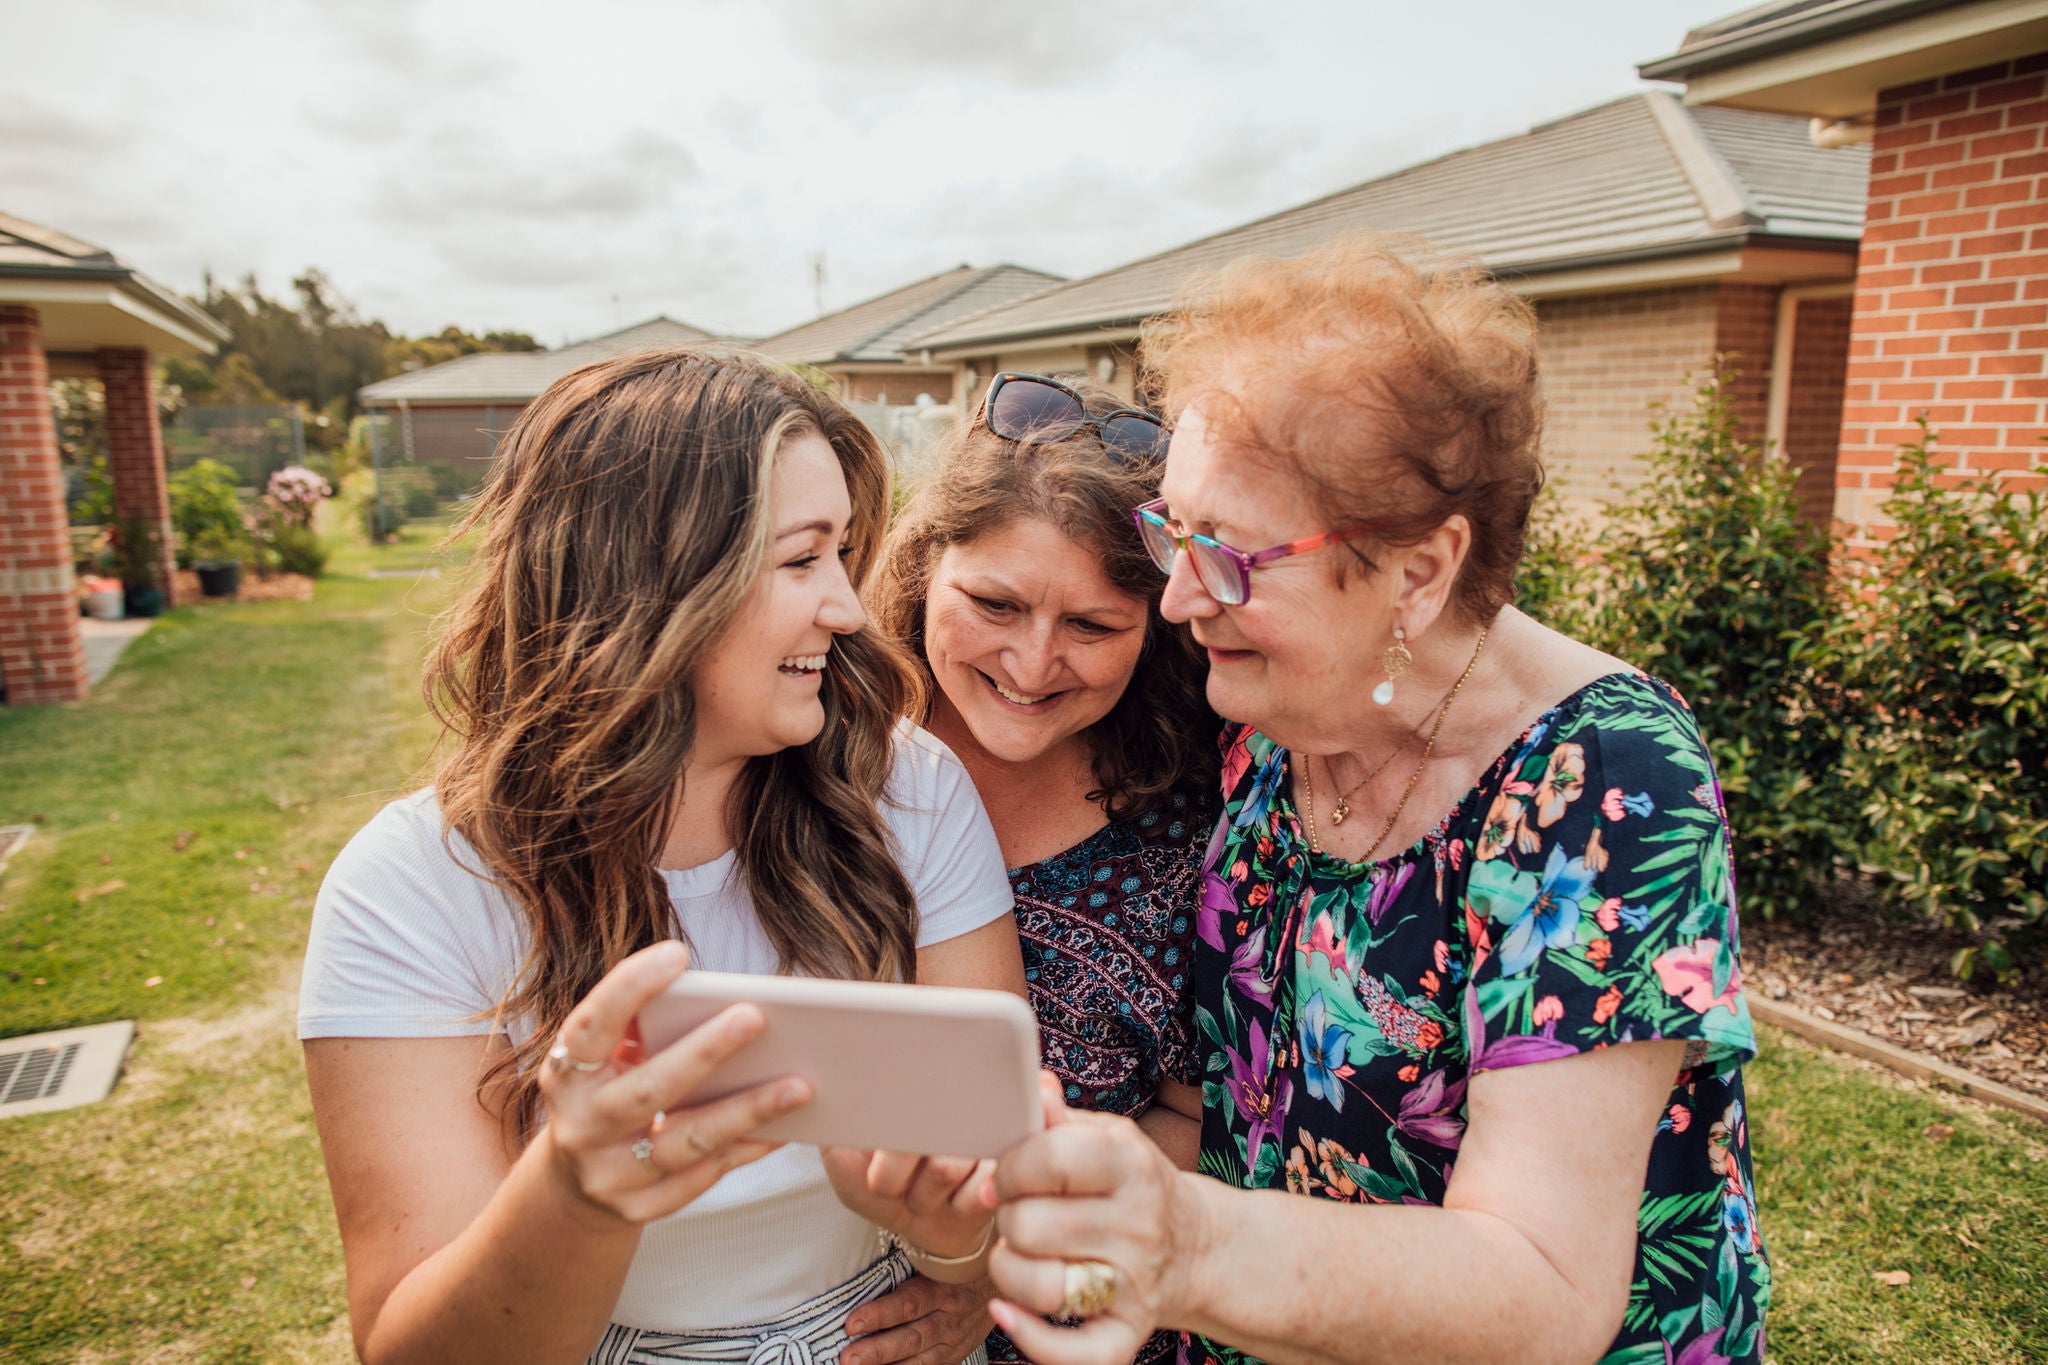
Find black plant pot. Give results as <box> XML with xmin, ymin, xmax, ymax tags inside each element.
<box><xmin>195</xmin><ymin>562</ymin><xmax>242</xmax><ymax>598</ymax></box>
<box><xmin>122</xmin><ymin>584</ymin><xmax>165</xmax><ymax>618</ymax></box>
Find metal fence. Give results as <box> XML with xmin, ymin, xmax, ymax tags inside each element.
<box><xmin>165</xmin><ymin>404</ymin><xmax>305</xmax><ymax>486</ymax></box>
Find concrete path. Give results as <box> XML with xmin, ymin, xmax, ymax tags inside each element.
<box><xmin>79</xmin><ymin>616</ymin><xmax>152</xmax><ymax>688</ymax></box>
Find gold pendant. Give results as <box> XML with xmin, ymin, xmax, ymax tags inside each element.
<box><xmin>1330</xmin><ymin>798</ymin><xmax>1350</xmax><ymax>825</ymax></box>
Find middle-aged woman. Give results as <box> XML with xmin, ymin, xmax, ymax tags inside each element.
<box><xmin>299</xmin><ymin>349</ymin><xmax>1021</xmax><ymax>1365</ymax></box>
<box><xmin>980</xmin><ymin>239</ymin><xmax>1767</xmax><ymax>1365</ymax></box>
<box><xmin>845</xmin><ymin>375</ymin><xmax>1218</xmax><ymax>1365</ymax></box>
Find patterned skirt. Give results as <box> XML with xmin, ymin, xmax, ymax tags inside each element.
<box><xmin>588</xmin><ymin>1252</ymin><xmax>988</xmax><ymax>1365</ymax></box>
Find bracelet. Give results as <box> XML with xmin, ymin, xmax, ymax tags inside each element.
<box><xmin>882</xmin><ymin>1218</ymin><xmax>996</xmax><ymax>1267</ymax></box>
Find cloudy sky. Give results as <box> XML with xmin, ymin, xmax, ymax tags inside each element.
<box><xmin>3</xmin><ymin>0</ymin><xmax>1743</xmax><ymax>345</ymax></box>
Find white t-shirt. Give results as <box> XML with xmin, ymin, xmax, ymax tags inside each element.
<box><xmin>298</xmin><ymin>725</ymin><xmax>1014</xmax><ymax>1332</ymax></box>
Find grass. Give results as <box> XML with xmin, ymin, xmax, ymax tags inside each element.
<box><xmin>0</xmin><ymin>522</ymin><xmax>456</xmax><ymax>1363</ymax></box>
<box><xmin>1</xmin><ymin>518</ymin><xmax>2043</xmax><ymax>1363</ymax></box>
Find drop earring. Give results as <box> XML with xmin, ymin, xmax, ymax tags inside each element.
<box><xmin>1372</xmin><ymin>626</ymin><xmax>1411</xmax><ymax>706</ymax></box>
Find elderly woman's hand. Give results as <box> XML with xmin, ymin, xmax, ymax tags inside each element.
<box><xmin>983</xmin><ymin>1075</ymin><xmax>1199</xmax><ymax>1365</ymax></box>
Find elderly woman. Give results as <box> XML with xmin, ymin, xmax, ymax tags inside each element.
<box><xmin>981</xmin><ymin>241</ymin><xmax>1767</xmax><ymax>1365</ymax></box>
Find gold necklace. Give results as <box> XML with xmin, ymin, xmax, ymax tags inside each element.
<box><xmin>1301</xmin><ymin>624</ymin><xmax>1490</xmax><ymax>860</ymax></box>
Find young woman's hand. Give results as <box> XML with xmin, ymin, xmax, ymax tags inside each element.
<box><xmin>538</xmin><ymin>940</ymin><xmax>814</xmax><ymax>1225</ymax></box>
<box><xmin>820</xmin><ymin>1146</ymin><xmax>997</xmax><ymax>1280</ymax></box>
<box><xmin>843</xmin><ymin>1273</ymin><xmax>996</xmax><ymax>1365</ymax></box>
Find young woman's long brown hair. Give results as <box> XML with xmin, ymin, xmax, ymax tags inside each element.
<box><xmin>870</xmin><ymin>383</ymin><xmax>1216</xmax><ymax>822</ymax></box>
<box><xmin>425</xmin><ymin>348</ymin><xmax>921</xmax><ymax>1119</ymax></box>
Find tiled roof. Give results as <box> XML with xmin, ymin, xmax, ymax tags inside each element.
<box><xmin>0</xmin><ymin>208</ymin><xmax>228</xmax><ymax>347</ymax></box>
<box><xmin>358</xmin><ymin>317</ymin><xmax>724</xmax><ymax>404</ymax></box>
<box><xmin>1638</xmin><ymin>0</ymin><xmax>1950</xmax><ymax>82</ymax></box>
<box><xmin>910</xmin><ymin>93</ymin><xmax>1867</xmax><ymax>352</ymax></box>
<box><xmin>752</xmin><ymin>265</ymin><xmax>1064</xmax><ymax>365</ymax></box>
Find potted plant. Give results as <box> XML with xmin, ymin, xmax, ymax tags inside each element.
<box><xmin>189</xmin><ymin>524</ymin><xmax>248</xmax><ymax>598</ymax></box>
<box><xmin>111</xmin><ymin>514</ymin><xmax>166</xmax><ymax>618</ymax></box>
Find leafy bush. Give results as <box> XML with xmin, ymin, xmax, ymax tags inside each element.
<box><xmin>361</xmin><ymin>491</ymin><xmax>405</xmax><ymax>543</ymax></box>
<box><xmin>1513</xmin><ymin>487</ymin><xmax>1595</xmax><ymax>638</ymax></box>
<box><xmin>169</xmin><ymin>459</ymin><xmax>250</xmax><ymax>566</ymax></box>
<box><xmin>1811</xmin><ymin>426</ymin><xmax>2047</xmax><ymax>979</ymax></box>
<box><xmin>267</xmin><ymin>523</ymin><xmax>330</xmax><ymax>577</ymax></box>
<box><xmin>1574</xmin><ymin>371</ymin><xmax>1849</xmax><ymax>920</ymax></box>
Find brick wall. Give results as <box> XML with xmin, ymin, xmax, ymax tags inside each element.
<box><xmin>844</xmin><ymin>370</ymin><xmax>954</xmax><ymax>406</ymax></box>
<box><xmin>1714</xmin><ymin>282</ymin><xmax>1780</xmax><ymax>440</ymax></box>
<box><xmin>1537</xmin><ymin>284</ymin><xmax>1724</xmax><ymax>503</ymax></box>
<box><xmin>1787</xmin><ymin>295</ymin><xmax>1855</xmax><ymax>525</ymax></box>
<box><xmin>1836</xmin><ymin>54</ymin><xmax>2048</xmax><ymax>548</ymax></box>
<box><xmin>99</xmin><ymin>346</ymin><xmax>176</xmax><ymax>601</ymax></box>
<box><xmin>0</xmin><ymin>305</ymin><xmax>88</xmax><ymax>704</ymax></box>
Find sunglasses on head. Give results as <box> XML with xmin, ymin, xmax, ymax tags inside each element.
<box><xmin>978</xmin><ymin>372</ymin><xmax>1171</xmax><ymax>465</ymax></box>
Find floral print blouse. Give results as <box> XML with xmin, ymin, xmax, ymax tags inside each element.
<box><xmin>1187</xmin><ymin>674</ymin><xmax>1768</xmax><ymax>1365</ymax></box>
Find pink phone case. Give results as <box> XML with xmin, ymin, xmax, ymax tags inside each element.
<box><xmin>635</xmin><ymin>970</ymin><xmax>1044</xmax><ymax>1158</ymax></box>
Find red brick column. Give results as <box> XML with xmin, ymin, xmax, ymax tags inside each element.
<box><xmin>1837</xmin><ymin>54</ymin><xmax>2048</xmax><ymax>552</ymax></box>
<box><xmin>0</xmin><ymin>305</ymin><xmax>88</xmax><ymax>704</ymax></box>
<box><xmin>98</xmin><ymin>346</ymin><xmax>176</xmax><ymax>604</ymax></box>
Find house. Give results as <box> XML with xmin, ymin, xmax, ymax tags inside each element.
<box><xmin>908</xmin><ymin>94</ymin><xmax>1870</xmax><ymax>520</ymax></box>
<box><xmin>1641</xmin><ymin>0</ymin><xmax>2048</xmax><ymax>550</ymax></box>
<box><xmin>1</xmin><ymin>209</ymin><xmax>228</xmax><ymax>705</ymax></box>
<box><xmin>751</xmin><ymin>264</ymin><xmax>1063</xmax><ymax>407</ymax></box>
<box><xmin>356</xmin><ymin>317</ymin><xmax>729</xmax><ymax>473</ymax></box>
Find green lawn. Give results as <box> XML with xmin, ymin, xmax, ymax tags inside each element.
<box><xmin>0</xmin><ymin>524</ymin><xmax>2042</xmax><ymax>1363</ymax></box>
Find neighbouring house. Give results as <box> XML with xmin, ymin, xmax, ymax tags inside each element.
<box><xmin>908</xmin><ymin>93</ymin><xmax>1870</xmax><ymax>520</ymax></box>
<box><xmin>751</xmin><ymin>264</ymin><xmax>1064</xmax><ymax>408</ymax></box>
<box><xmin>356</xmin><ymin>317</ymin><xmax>730</xmax><ymax>475</ymax></box>
<box><xmin>1</xmin><ymin>210</ymin><xmax>228</xmax><ymax>706</ymax></box>
<box><xmin>1641</xmin><ymin>0</ymin><xmax>2048</xmax><ymax>552</ymax></box>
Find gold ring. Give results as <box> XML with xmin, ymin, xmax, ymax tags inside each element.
<box><xmin>547</xmin><ymin>1040</ymin><xmax>604</xmax><ymax>1074</ymax></box>
<box><xmin>1059</xmin><ymin>1259</ymin><xmax>1117</xmax><ymax>1320</ymax></box>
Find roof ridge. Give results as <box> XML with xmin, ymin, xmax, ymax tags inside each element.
<box><xmin>0</xmin><ymin>209</ymin><xmax>118</xmax><ymax>264</ymax></box>
<box><xmin>1643</xmin><ymin>89</ymin><xmax>1763</xmax><ymax>230</ymax></box>
<box><xmin>765</xmin><ymin>264</ymin><xmax>982</xmax><ymax>350</ymax></box>
<box><xmin>859</xmin><ymin>265</ymin><xmax>1062</xmax><ymax>358</ymax></box>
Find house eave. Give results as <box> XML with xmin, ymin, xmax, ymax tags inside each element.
<box><xmin>1641</xmin><ymin>0</ymin><xmax>2048</xmax><ymax>118</ymax></box>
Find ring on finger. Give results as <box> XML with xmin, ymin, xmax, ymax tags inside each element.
<box><xmin>631</xmin><ymin>1136</ymin><xmax>659</xmax><ymax>1174</ymax></box>
<box><xmin>1059</xmin><ymin>1259</ymin><xmax>1117</xmax><ymax>1320</ymax></box>
<box><xmin>547</xmin><ymin>1039</ymin><xmax>604</xmax><ymax>1075</ymax></box>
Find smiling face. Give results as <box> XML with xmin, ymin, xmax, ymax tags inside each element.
<box><xmin>690</xmin><ymin>430</ymin><xmax>868</xmax><ymax>770</ymax></box>
<box><xmin>923</xmin><ymin>516</ymin><xmax>1149</xmax><ymax>769</ymax></box>
<box><xmin>1157</xmin><ymin>401</ymin><xmax>1400</xmax><ymax>753</ymax></box>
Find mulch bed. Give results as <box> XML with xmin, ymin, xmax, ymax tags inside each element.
<box><xmin>1746</xmin><ymin>882</ymin><xmax>2046</xmax><ymax>1101</ymax></box>
<box><xmin>172</xmin><ymin>570</ymin><xmax>314</xmax><ymax>604</ymax></box>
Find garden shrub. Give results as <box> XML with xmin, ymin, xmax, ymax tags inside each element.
<box><xmin>1813</xmin><ymin>426</ymin><xmax>2047</xmax><ymax>979</ymax></box>
<box><xmin>267</xmin><ymin>524</ymin><xmax>330</xmax><ymax>577</ymax></box>
<box><xmin>168</xmin><ymin>459</ymin><xmax>250</xmax><ymax>566</ymax></box>
<box><xmin>1579</xmin><ymin>371</ymin><xmax>1848</xmax><ymax>921</ymax></box>
<box><xmin>1513</xmin><ymin>487</ymin><xmax>1595</xmax><ymax>638</ymax></box>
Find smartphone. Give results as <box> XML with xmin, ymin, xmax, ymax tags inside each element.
<box><xmin>636</xmin><ymin>970</ymin><xmax>1043</xmax><ymax>1158</ymax></box>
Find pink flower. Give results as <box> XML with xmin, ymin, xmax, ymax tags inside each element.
<box><xmin>1602</xmin><ymin>787</ymin><xmax>1627</xmax><ymax>821</ymax></box>
<box><xmin>1652</xmin><ymin>938</ymin><xmax>1743</xmax><ymax>1015</ymax></box>
<box><xmin>1307</xmin><ymin>911</ymin><xmax>1346</xmax><ymax>975</ymax></box>
<box><xmin>1532</xmin><ymin>994</ymin><xmax>1564</xmax><ymax>1025</ymax></box>
<box><xmin>1432</xmin><ymin>939</ymin><xmax>1450</xmax><ymax>972</ymax></box>
<box><xmin>1667</xmin><ymin>1103</ymin><xmax>1691</xmax><ymax>1133</ymax></box>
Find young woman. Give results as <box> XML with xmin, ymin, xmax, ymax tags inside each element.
<box><xmin>848</xmin><ymin>374</ymin><xmax>1218</xmax><ymax>1365</ymax></box>
<box><xmin>299</xmin><ymin>349</ymin><xmax>1025</xmax><ymax>1365</ymax></box>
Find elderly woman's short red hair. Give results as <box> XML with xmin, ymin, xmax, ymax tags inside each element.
<box><xmin>1140</xmin><ymin>236</ymin><xmax>1546</xmax><ymax>622</ymax></box>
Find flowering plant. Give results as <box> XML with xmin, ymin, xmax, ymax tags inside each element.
<box><xmin>264</xmin><ymin>465</ymin><xmax>333</xmax><ymax>529</ymax></box>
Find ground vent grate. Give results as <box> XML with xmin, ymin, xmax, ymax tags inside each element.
<box><xmin>0</xmin><ymin>1022</ymin><xmax>135</xmax><ymax>1118</ymax></box>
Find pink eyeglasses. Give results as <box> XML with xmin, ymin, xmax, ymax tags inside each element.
<box><xmin>1132</xmin><ymin>498</ymin><xmax>1385</xmax><ymax>606</ymax></box>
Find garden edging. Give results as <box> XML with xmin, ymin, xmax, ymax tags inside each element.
<box><xmin>1750</xmin><ymin>997</ymin><xmax>2048</xmax><ymax>1125</ymax></box>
